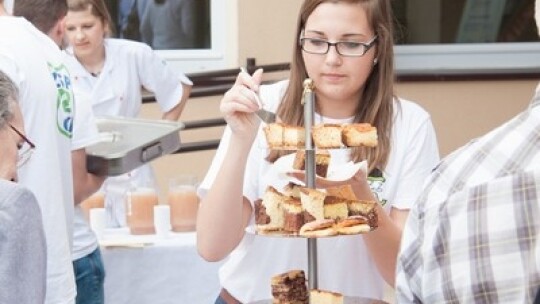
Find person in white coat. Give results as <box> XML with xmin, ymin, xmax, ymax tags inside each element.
<box><xmin>62</xmin><ymin>0</ymin><xmax>192</xmax><ymax>303</ymax></box>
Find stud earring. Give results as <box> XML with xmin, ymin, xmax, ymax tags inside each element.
<box><xmin>373</xmin><ymin>58</ymin><xmax>378</xmax><ymax>66</ymax></box>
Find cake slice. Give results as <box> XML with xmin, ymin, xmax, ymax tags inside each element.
<box><xmin>299</xmin><ymin>219</ymin><xmax>337</xmax><ymax>237</ymax></box>
<box><xmin>309</xmin><ymin>289</ymin><xmax>344</xmax><ymax>304</ymax></box>
<box><xmin>283</xmin><ymin>125</ymin><xmax>306</xmax><ymax>148</ymax></box>
<box><xmin>292</xmin><ymin>150</ymin><xmax>331</xmax><ymax>177</ymax></box>
<box><xmin>326</xmin><ymin>185</ymin><xmax>357</xmax><ymax>200</ymax></box>
<box><xmin>323</xmin><ymin>195</ymin><xmax>349</xmax><ymax>221</ymax></box>
<box><xmin>342</xmin><ymin>123</ymin><xmax>378</xmax><ymax>147</ymax></box>
<box><xmin>283</xmin><ymin>182</ymin><xmax>304</xmax><ymax>199</ymax></box>
<box><xmin>254</xmin><ymin>199</ymin><xmax>270</xmax><ymax>225</ymax></box>
<box><xmin>299</xmin><ymin>188</ymin><xmax>326</xmax><ymax>222</ymax></box>
<box><xmin>312</xmin><ymin>123</ymin><xmax>343</xmax><ymax>148</ymax></box>
<box><xmin>282</xmin><ymin>196</ymin><xmax>305</xmax><ymax>233</ymax></box>
<box><xmin>271</xmin><ymin>270</ymin><xmax>308</xmax><ymax>304</ymax></box>
<box><xmin>335</xmin><ymin>215</ymin><xmax>371</xmax><ymax>235</ymax></box>
<box><xmin>347</xmin><ymin>199</ymin><xmax>378</xmax><ymax>229</ymax></box>
<box><xmin>263</xmin><ymin>123</ymin><xmax>285</xmax><ymax>149</ymax></box>
<box><xmin>257</xmin><ymin>186</ymin><xmax>285</xmax><ymax>232</ymax></box>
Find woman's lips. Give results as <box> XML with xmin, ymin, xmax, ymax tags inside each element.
<box><xmin>321</xmin><ymin>73</ymin><xmax>346</xmax><ymax>82</ymax></box>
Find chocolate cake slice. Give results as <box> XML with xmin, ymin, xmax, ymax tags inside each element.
<box><xmin>271</xmin><ymin>270</ymin><xmax>308</xmax><ymax>304</ymax></box>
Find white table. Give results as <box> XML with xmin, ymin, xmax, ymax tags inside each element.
<box><xmin>100</xmin><ymin>229</ymin><xmax>223</xmax><ymax>304</ymax></box>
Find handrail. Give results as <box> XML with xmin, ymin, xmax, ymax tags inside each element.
<box><xmin>148</xmin><ymin>56</ymin><xmax>540</xmax><ymax>154</ymax></box>
<box><xmin>151</xmin><ymin>58</ymin><xmax>289</xmax><ymax>154</ymax></box>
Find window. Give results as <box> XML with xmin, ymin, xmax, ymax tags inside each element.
<box><xmin>392</xmin><ymin>0</ymin><xmax>540</xmax><ymax>75</ymax></box>
<box><xmin>107</xmin><ymin>0</ymin><xmax>226</xmax><ymax>73</ymax></box>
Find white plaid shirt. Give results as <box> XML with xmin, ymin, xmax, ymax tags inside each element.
<box><xmin>396</xmin><ymin>84</ymin><xmax>540</xmax><ymax>303</ymax></box>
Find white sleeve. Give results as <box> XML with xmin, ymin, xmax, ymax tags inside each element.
<box><xmin>0</xmin><ymin>51</ymin><xmax>25</xmax><ymax>92</ymax></box>
<box><xmin>136</xmin><ymin>44</ymin><xmax>192</xmax><ymax>113</ymax></box>
<box><xmin>71</xmin><ymin>89</ymin><xmax>99</xmax><ymax>150</ymax></box>
<box><xmin>391</xmin><ymin>104</ymin><xmax>440</xmax><ymax>210</ymax></box>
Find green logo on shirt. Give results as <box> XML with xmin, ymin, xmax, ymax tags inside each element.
<box><xmin>48</xmin><ymin>63</ymin><xmax>74</xmax><ymax>138</ymax></box>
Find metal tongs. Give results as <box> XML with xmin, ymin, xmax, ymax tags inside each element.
<box><xmin>240</xmin><ymin>67</ymin><xmax>276</xmax><ymax>123</ymax></box>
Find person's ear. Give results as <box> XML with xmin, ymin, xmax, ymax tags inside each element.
<box><xmin>48</xmin><ymin>16</ymin><xmax>66</xmax><ymax>47</ymax></box>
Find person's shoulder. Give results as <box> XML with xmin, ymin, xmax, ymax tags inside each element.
<box><xmin>106</xmin><ymin>38</ymin><xmax>153</xmax><ymax>54</ymax></box>
<box><xmin>394</xmin><ymin>97</ymin><xmax>431</xmax><ymax>121</ymax></box>
<box><xmin>0</xmin><ymin>180</ymin><xmax>36</xmax><ymax>207</ymax></box>
<box><xmin>0</xmin><ymin>17</ymin><xmax>55</xmax><ymax>49</ymax></box>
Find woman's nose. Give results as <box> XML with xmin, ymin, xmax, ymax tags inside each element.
<box><xmin>324</xmin><ymin>45</ymin><xmax>343</xmax><ymax>65</ymax></box>
<box><xmin>75</xmin><ymin>29</ymin><xmax>85</xmax><ymax>41</ymax></box>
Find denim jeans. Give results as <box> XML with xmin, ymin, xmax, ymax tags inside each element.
<box><xmin>73</xmin><ymin>248</ymin><xmax>105</xmax><ymax>304</ymax></box>
<box><xmin>214</xmin><ymin>295</ymin><xmax>228</xmax><ymax>304</ymax></box>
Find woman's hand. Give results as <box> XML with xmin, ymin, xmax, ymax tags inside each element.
<box><xmin>220</xmin><ymin>68</ymin><xmax>264</xmax><ymax>143</ymax></box>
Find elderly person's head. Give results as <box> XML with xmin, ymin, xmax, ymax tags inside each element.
<box><xmin>0</xmin><ymin>71</ymin><xmax>29</xmax><ymax>181</ymax></box>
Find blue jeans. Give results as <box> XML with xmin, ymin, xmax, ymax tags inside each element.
<box><xmin>73</xmin><ymin>248</ymin><xmax>105</xmax><ymax>304</ymax></box>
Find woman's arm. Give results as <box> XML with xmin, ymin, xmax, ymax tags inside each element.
<box><xmin>196</xmin><ymin>69</ymin><xmax>264</xmax><ymax>261</ymax></box>
<box><xmin>72</xmin><ymin>148</ymin><xmax>106</xmax><ymax>204</ymax></box>
<box><xmin>162</xmin><ymin>83</ymin><xmax>192</xmax><ymax>121</ymax></box>
<box><xmin>196</xmin><ymin>135</ymin><xmax>254</xmax><ymax>261</ymax></box>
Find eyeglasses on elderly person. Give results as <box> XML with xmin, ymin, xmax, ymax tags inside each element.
<box><xmin>9</xmin><ymin>123</ymin><xmax>36</xmax><ymax>168</ymax></box>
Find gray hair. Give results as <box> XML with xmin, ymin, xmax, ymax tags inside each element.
<box><xmin>0</xmin><ymin>70</ymin><xmax>19</xmax><ymax>129</ymax></box>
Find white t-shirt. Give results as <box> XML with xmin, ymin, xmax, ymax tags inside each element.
<box><xmin>0</xmin><ymin>17</ymin><xmax>76</xmax><ymax>304</ymax></box>
<box><xmin>198</xmin><ymin>80</ymin><xmax>440</xmax><ymax>303</ymax></box>
<box><xmin>71</xmin><ymin>90</ymin><xmax>101</xmax><ymax>260</ymax></box>
<box><xmin>63</xmin><ymin>38</ymin><xmax>192</xmax><ymax>253</ymax></box>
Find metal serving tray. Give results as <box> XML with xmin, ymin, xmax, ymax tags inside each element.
<box><xmin>86</xmin><ymin>117</ymin><xmax>183</xmax><ymax>176</ymax></box>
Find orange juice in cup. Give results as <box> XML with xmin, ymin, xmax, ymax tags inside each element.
<box><xmin>126</xmin><ymin>187</ymin><xmax>158</xmax><ymax>235</ymax></box>
<box><xmin>168</xmin><ymin>175</ymin><xmax>199</xmax><ymax>232</ymax></box>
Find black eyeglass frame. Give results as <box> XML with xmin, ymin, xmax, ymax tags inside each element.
<box><xmin>9</xmin><ymin>124</ymin><xmax>36</xmax><ymax>149</ymax></box>
<box><xmin>299</xmin><ymin>35</ymin><xmax>378</xmax><ymax>57</ymax></box>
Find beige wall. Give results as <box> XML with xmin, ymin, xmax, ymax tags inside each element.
<box><xmin>236</xmin><ymin>0</ymin><xmax>302</xmax><ymax>66</ymax></box>
<box><xmin>142</xmin><ymin>1</ymin><xmax>539</xmax><ymax>202</ymax></box>
<box><xmin>396</xmin><ymin>80</ymin><xmax>538</xmax><ymax>156</ymax></box>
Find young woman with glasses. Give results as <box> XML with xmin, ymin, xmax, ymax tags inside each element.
<box><xmin>198</xmin><ymin>0</ymin><xmax>440</xmax><ymax>302</ymax></box>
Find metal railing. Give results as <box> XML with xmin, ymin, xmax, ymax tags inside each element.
<box><xmin>143</xmin><ymin>58</ymin><xmax>290</xmax><ymax>153</ymax></box>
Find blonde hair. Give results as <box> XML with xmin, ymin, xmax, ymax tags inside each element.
<box><xmin>268</xmin><ymin>0</ymin><xmax>397</xmax><ymax>173</ymax></box>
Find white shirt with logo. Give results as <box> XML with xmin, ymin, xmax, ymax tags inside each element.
<box><xmin>0</xmin><ymin>17</ymin><xmax>76</xmax><ymax>304</ymax></box>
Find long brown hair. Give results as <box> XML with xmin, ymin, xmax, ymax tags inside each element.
<box><xmin>67</xmin><ymin>0</ymin><xmax>114</xmax><ymax>36</ymax></box>
<box><xmin>269</xmin><ymin>0</ymin><xmax>396</xmax><ymax>173</ymax></box>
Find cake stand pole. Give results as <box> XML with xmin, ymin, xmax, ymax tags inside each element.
<box><xmin>302</xmin><ymin>79</ymin><xmax>318</xmax><ymax>290</ymax></box>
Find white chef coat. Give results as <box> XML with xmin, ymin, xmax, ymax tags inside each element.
<box><xmin>63</xmin><ymin>39</ymin><xmax>191</xmax><ymax>232</ymax></box>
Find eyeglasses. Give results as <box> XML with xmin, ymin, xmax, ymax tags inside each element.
<box><xmin>300</xmin><ymin>35</ymin><xmax>378</xmax><ymax>57</ymax></box>
<box><xmin>9</xmin><ymin>124</ymin><xmax>36</xmax><ymax>168</ymax></box>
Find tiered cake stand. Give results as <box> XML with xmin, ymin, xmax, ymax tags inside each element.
<box><xmin>250</xmin><ymin>79</ymin><xmax>385</xmax><ymax>304</ymax></box>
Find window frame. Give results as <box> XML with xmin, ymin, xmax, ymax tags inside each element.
<box><xmin>153</xmin><ymin>0</ymin><xmax>227</xmax><ymax>74</ymax></box>
<box><xmin>394</xmin><ymin>42</ymin><xmax>540</xmax><ymax>76</ymax></box>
